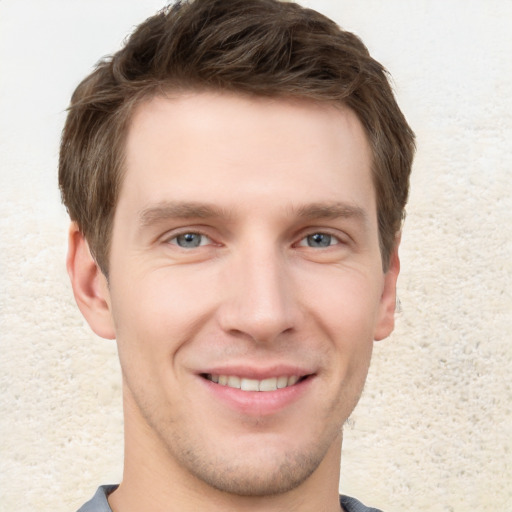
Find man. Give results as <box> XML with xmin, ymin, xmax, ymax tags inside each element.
<box><xmin>59</xmin><ymin>0</ymin><xmax>415</xmax><ymax>510</ymax></box>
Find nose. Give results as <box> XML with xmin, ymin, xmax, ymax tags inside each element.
<box><xmin>217</xmin><ymin>243</ymin><xmax>299</xmax><ymax>344</ymax></box>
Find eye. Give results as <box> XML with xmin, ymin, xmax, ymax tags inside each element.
<box><xmin>298</xmin><ymin>232</ymin><xmax>339</xmax><ymax>248</ymax></box>
<box><xmin>169</xmin><ymin>232</ymin><xmax>212</xmax><ymax>248</ymax></box>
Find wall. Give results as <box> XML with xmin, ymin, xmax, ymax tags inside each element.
<box><xmin>0</xmin><ymin>1</ymin><xmax>510</xmax><ymax>510</ymax></box>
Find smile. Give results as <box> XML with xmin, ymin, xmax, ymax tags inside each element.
<box><xmin>203</xmin><ymin>374</ymin><xmax>305</xmax><ymax>392</ymax></box>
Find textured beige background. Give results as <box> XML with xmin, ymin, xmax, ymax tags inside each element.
<box><xmin>1</xmin><ymin>1</ymin><xmax>511</xmax><ymax>511</ymax></box>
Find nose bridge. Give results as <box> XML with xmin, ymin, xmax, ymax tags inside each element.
<box><xmin>219</xmin><ymin>237</ymin><xmax>297</xmax><ymax>342</ymax></box>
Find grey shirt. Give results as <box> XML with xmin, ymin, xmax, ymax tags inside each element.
<box><xmin>77</xmin><ymin>485</ymin><xmax>383</xmax><ymax>512</ymax></box>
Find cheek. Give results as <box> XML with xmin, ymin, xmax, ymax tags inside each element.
<box><xmin>299</xmin><ymin>266</ymin><xmax>383</xmax><ymax>338</ymax></box>
<box><xmin>110</xmin><ymin>266</ymin><xmax>219</xmax><ymax>354</ymax></box>
<box><xmin>299</xmin><ymin>268</ymin><xmax>382</xmax><ymax>386</ymax></box>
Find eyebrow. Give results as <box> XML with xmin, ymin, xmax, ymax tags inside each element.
<box><xmin>295</xmin><ymin>202</ymin><xmax>368</xmax><ymax>223</ymax></box>
<box><xmin>138</xmin><ymin>200</ymin><xmax>368</xmax><ymax>229</ymax></box>
<box><xmin>138</xmin><ymin>201</ymin><xmax>229</xmax><ymax>227</ymax></box>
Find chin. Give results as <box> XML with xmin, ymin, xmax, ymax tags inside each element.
<box><xmin>167</xmin><ymin>426</ymin><xmax>342</xmax><ymax>498</ymax></box>
<box><xmin>186</xmin><ymin>448</ymin><xmax>324</xmax><ymax>497</ymax></box>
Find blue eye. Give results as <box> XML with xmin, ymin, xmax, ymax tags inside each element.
<box><xmin>300</xmin><ymin>233</ymin><xmax>337</xmax><ymax>248</ymax></box>
<box><xmin>171</xmin><ymin>233</ymin><xmax>210</xmax><ymax>248</ymax></box>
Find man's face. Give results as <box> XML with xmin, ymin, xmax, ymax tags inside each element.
<box><xmin>103</xmin><ymin>92</ymin><xmax>398</xmax><ymax>495</ymax></box>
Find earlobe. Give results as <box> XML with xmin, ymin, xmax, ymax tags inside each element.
<box><xmin>66</xmin><ymin>223</ymin><xmax>116</xmax><ymax>340</ymax></box>
<box><xmin>374</xmin><ymin>237</ymin><xmax>401</xmax><ymax>342</ymax></box>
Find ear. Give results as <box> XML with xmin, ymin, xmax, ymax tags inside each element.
<box><xmin>66</xmin><ymin>223</ymin><xmax>116</xmax><ymax>340</ymax></box>
<box><xmin>374</xmin><ymin>235</ymin><xmax>401</xmax><ymax>342</ymax></box>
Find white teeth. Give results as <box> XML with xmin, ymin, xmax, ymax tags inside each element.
<box><xmin>276</xmin><ymin>376</ymin><xmax>288</xmax><ymax>389</ymax></box>
<box><xmin>241</xmin><ymin>378</ymin><xmax>260</xmax><ymax>391</ymax></box>
<box><xmin>259</xmin><ymin>377</ymin><xmax>277</xmax><ymax>391</ymax></box>
<box><xmin>288</xmin><ymin>375</ymin><xmax>299</xmax><ymax>386</ymax></box>
<box><xmin>227</xmin><ymin>376</ymin><xmax>240</xmax><ymax>388</ymax></box>
<box><xmin>206</xmin><ymin>374</ymin><xmax>303</xmax><ymax>391</ymax></box>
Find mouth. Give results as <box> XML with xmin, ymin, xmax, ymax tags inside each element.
<box><xmin>201</xmin><ymin>374</ymin><xmax>309</xmax><ymax>392</ymax></box>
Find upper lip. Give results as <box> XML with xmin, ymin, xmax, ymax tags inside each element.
<box><xmin>197</xmin><ymin>364</ymin><xmax>315</xmax><ymax>380</ymax></box>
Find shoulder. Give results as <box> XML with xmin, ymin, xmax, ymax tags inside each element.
<box><xmin>340</xmin><ymin>494</ymin><xmax>384</xmax><ymax>512</ymax></box>
<box><xmin>76</xmin><ymin>485</ymin><xmax>118</xmax><ymax>512</ymax></box>
<box><xmin>76</xmin><ymin>488</ymin><xmax>379</xmax><ymax>512</ymax></box>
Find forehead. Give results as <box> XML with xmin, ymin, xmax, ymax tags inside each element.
<box><xmin>119</xmin><ymin>91</ymin><xmax>375</xmax><ymax>219</ymax></box>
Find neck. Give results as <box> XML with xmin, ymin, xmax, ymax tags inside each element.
<box><xmin>109</xmin><ymin>388</ymin><xmax>343</xmax><ymax>512</ymax></box>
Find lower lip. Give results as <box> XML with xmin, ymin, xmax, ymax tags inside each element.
<box><xmin>199</xmin><ymin>376</ymin><xmax>313</xmax><ymax>416</ymax></box>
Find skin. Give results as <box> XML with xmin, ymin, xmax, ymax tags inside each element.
<box><xmin>68</xmin><ymin>92</ymin><xmax>400</xmax><ymax>512</ymax></box>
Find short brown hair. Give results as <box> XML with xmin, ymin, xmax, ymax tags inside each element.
<box><xmin>59</xmin><ymin>0</ymin><xmax>415</xmax><ymax>274</ymax></box>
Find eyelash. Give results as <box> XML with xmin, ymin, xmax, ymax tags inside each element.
<box><xmin>167</xmin><ymin>231</ymin><xmax>213</xmax><ymax>249</ymax></box>
<box><xmin>296</xmin><ymin>232</ymin><xmax>342</xmax><ymax>248</ymax></box>
<box><xmin>165</xmin><ymin>229</ymin><xmax>344</xmax><ymax>250</ymax></box>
